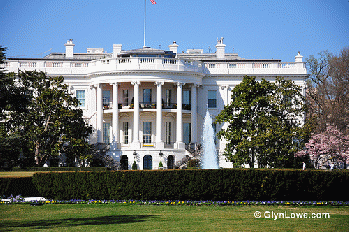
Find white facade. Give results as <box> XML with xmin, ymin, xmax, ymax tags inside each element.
<box><xmin>4</xmin><ymin>39</ymin><xmax>307</xmax><ymax>169</ymax></box>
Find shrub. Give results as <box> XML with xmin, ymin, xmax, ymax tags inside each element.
<box><xmin>0</xmin><ymin>177</ymin><xmax>40</xmax><ymax>198</ymax></box>
<box><xmin>31</xmin><ymin>169</ymin><xmax>349</xmax><ymax>201</ymax></box>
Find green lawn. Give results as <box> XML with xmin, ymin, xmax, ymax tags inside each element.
<box><xmin>0</xmin><ymin>171</ymin><xmax>38</xmax><ymax>178</ymax></box>
<box><xmin>1</xmin><ymin>204</ymin><xmax>348</xmax><ymax>231</ymax></box>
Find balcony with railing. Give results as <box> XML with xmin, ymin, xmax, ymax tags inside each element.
<box><xmin>204</xmin><ymin>61</ymin><xmax>307</xmax><ymax>75</ymax></box>
<box><xmin>88</xmin><ymin>57</ymin><xmax>203</xmax><ymax>74</ymax></box>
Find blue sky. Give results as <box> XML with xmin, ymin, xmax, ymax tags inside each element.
<box><xmin>1</xmin><ymin>0</ymin><xmax>348</xmax><ymax>62</ymax></box>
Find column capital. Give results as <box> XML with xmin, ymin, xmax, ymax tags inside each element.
<box><xmin>176</xmin><ymin>82</ymin><xmax>185</xmax><ymax>87</ymax></box>
<box><xmin>89</xmin><ymin>84</ymin><xmax>97</xmax><ymax>89</ymax></box>
<box><xmin>155</xmin><ymin>81</ymin><xmax>164</xmax><ymax>86</ymax></box>
<box><xmin>131</xmin><ymin>81</ymin><xmax>140</xmax><ymax>86</ymax></box>
<box><xmin>220</xmin><ymin>85</ymin><xmax>228</xmax><ymax>90</ymax></box>
<box><xmin>112</xmin><ymin>82</ymin><xmax>120</xmax><ymax>86</ymax></box>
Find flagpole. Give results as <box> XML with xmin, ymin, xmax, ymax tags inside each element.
<box><xmin>144</xmin><ymin>0</ymin><xmax>146</xmax><ymax>48</ymax></box>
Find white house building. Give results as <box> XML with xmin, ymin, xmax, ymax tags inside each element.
<box><xmin>4</xmin><ymin>38</ymin><xmax>307</xmax><ymax>169</ymax></box>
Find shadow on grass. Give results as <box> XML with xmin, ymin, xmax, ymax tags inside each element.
<box><xmin>1</xmin><ymin>214</ymin><xmax>158</xmax><ymax>231</ymax></box>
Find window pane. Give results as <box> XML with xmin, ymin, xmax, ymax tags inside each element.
<box><xmin>143</xmin><ymin>89</ymin><xmax>152</xmax><ymax>103</ymax></box>
<box><xmin>103</xmin><ymin>123</ymin><xmax>110</xmax><ymax>144</ymax></box>
<box><xmin>76</xmin><ymin>90</ymin><xmax>85</xmax><ymax>107</ymax></box>
<box><xmin>183</xmin><ymin>123</ymin><xmax>191</xmax><ymax>144</ymax></box>
<box><xmin>123</xmin><ymin>122</ymin><xmax>129</xmax><ymax>144</ymax></box>
<box><xmin>208</xmin><ymin>90</ymin><xmax>217</xmax><ymax>108</ymax></box>
<box><xmin>103</xmin><ymin>90</ymin><xmax>110</xmax><ymax>105</ymax></box>
<box><xmin>143</xmin><ymin>122</ymin><xmax>152</xmax><ymax>143</ymax></box>
<box><xmin>183</xmin><ymin>90</ymin><xmax>191</xmax><ymax>105</ymax></box>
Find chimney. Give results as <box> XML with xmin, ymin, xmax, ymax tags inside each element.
<box><xmin>295</xmin><ymin>51</ymin><xmax>303</xmax><ymax>62</ymax></box>
<box><xmin>64</xmin><ymin>39</ymin><xmax>75</xmax><ymax>58</ymax></box>
<box><xmin>113</xmin><ymin>44</ymin><xmax>122</xmax><ymax>58</ymax></box>
<box><xmin>215</xmin><ymin>37</ymin><xmax>226</xmax><ymax>59</ymax></box>
<box><xmin>169</xmin><ymin>41</ymin><xmax>179</xmax><ymax>57</ymax></box>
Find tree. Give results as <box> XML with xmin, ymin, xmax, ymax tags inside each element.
<box><xmin>306</xmin><ymin>48</ymin><xmax>349</xmax><ymax>134</ymax></box>
<box><xmin>0</xmin><ymin>47</ymin><xmax>30</xmax><ymax>168</ymax></box>
<box><xmin>8</xmin><ymin>70</ymin><xmax>92</xmax><ymax>166</ymax></box>
<box><xmin>296</xmin><ymin>126</ymin><xmax>349</xmax><ymax>169</ymax></box>
<box><xmin>215</xmin><ymin>76</ymin><xmax>311</xmax><ymax>168</ymax></box>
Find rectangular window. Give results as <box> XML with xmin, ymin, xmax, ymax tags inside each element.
<box><xmin>103</xmin><ymin>90</ymin><xmax>110</xmax><ymax>108</ymax></box>
<box><xmin>228</xmin><ymin>63</ymin><xmax>236</xmax><ymax>68</ymax></box>
<box><xmin>143</xmin><ymin>89</ymin><xmax>152</xmax><ymax>104</ymax></box>
<box><xmin>143</xmin><ymin>122</ymin><xmax>152</xmax><ymax>144</ymax></box>
<box><xmin>123</xmin><ymin>89</ymin><xmax>129</xmax><ymax>105</ymax></box>
<box><xmin>123</xmin><ymin>122</ymin><xmax>129</xmax><ymax>144</ymax></box>
<box><xmin>183</xmin><ymin>123</ymin><xmax>191</xmax><ymax>144</ymax></box>
<box><xmin>165</xmin><ymin>122</ymin><xmax>171</xmax><ymax>144</ymax></box>
<box><xmin>103</xmin><ymin>123</ymin><xmax>110</xmax><ymax>144</ymax></box>
<box><xmin>183</xmin><ymin>90</ymin><xmax>191</xmax><ymax>110</ymax></box>
<box><xmin>208</xmin><ymin>90</ymin><xmax>217</xmax><ymax>108</ymax></box>
<box><xmin>76</xmin><ymin>90</ymin><xmax>85</xmax><ymax>107</ymax></box>
<box><xmin>165</xmin><ymin>89</ymin><xmax>171</xmax><ymax>107</ymax></box>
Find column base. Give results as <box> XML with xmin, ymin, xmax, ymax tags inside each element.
<box><xmin>156</xmin><ymin>141</ymin><xmax>164</xmax><ymax>149</ymax></box>
<box><xmin>132</xmin><ymin>141</ymin><xmax>141</xmax><ymax>149</ymax></box>
<box><xmin>111</xmin><ymin>142</ymin><xmax>120</xmax><ymax>150</ymax></box>
<box><xmin>175</xmin><ymin>142</ymin><xmax>185</xmax><ymax>150</ymax></box>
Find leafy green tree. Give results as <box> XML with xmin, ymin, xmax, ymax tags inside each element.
<box><xmin>215</xmin><ymin>76</ymin><xmax>311</xmax><ymax>168</ymax></box>
<box><xmin>8</xmin><ymin>71</ymin><xmax>92</xmax><ymax>166</ymax></box>
<box><xmin>0</xmin><ymin>47</ymin><xmax>30</xmax><ymax>168</ymax></box>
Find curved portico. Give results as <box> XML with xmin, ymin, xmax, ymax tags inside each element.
<box><xmin>89</xmin><ymin>47</ymin><xmax>203</xmax><ymax>156</ymax></box>
<box><xmin>91</xmin><ymin>69</ymin><xmax>203</xmax><ymax>153</ymax></box>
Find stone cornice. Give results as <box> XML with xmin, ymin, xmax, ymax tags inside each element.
<box><xmin>87</xmin><ymin>69</ymin><xmax>205</xmax><ymax>78</ymax></box>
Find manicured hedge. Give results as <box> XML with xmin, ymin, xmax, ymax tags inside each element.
<box><xmin>0</xmin><ymin>177</ymin><xmax>40</xmax><ymax>197</ymax></box>
<box><xmin>11</xmin><ymin>167</ymin><xmax>108</xmax><ymax>172</ymax></box>
<box><xmin>31</xmin><ymin>169</ymin><xmax>349</xmax><ymax>201</ymax></box>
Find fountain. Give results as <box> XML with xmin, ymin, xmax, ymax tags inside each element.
<box><xmin>201</xmin><ymin>109</ymin><xmax>219</xmax><ymax>169</ymax></box>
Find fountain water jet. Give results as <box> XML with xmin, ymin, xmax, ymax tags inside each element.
<box><xmin>201</xmin><ymin>109</ymin><xmax>219</xmax><ymax>169</ymax></box>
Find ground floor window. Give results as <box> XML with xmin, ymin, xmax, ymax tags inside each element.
<box><xmin>183</xmin><ymin>123</ymin><xmax>191</xmax><ymax>144</ymax></box>
<box><xmin>167</xmin><ymin>155</ymin><xmax>174</xmax><ymax>169</ymax></box>
<box><xmin>143</xmin><ymin>155</ymin><xmax>152</xmax><ymax>170</ymax></box>
<box><xmin>143</xmin><ymin>122</ymin><xmax>152</xmax><ymax>144</ymax></box>
<box><xmin>103</xmin><ymin>123</ymin><xmax>110</xmax><ymax>144</ymax></box>
<box><xmin>120</xmin><ymin>155</ymin><xmax>128</xmax><ymax>170</ymax></box>
<box><xmin>165</xmin><ymin>122</ymin><xmax>171</xmax><ymax>144</ymax></box>
<box><xmin>123</xmin><ymin>122</ymin><xmax>129</xmax><ymax>144</ymax></box>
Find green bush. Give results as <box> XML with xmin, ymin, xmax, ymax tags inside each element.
<box><xmin>11</xmin><ymin>167</ymin><xmax>108</xmax><ymax>172</ymax></box>
<box><xmin>31</xmin><ymin>169</ymin><xmax>349</xmax><ymax>201</ymax></box>
<box><xmin>0</xmin><ymin>177</ymin><xmax>40</xmax><ymax>198</ymax></box>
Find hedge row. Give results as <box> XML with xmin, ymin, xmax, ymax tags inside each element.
<box><xmin>11</xmin><ymin>167</ymin><xmax>108</xmax><ymax>172</ymax></box>
<box><xmin>30</xmin><ymin>169</ymin><xmax>349</xmax><ymax>201</ymax></box>
<box><xmin>0</xmin><ymin>177</ymin><xmax>40</xmax><ymax>197</ymax></box>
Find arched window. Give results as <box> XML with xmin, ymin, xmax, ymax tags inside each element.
<box><xmin>120</xmin><ymin>155</ymin><xmax>128</xmax><ymax>170</ymax></box>
<box><xmin>167</xmin><ymin>155</ymin><xmax>174</xmax><ymax>169</ymax></box>
<box><xmin>143</xmin><ymin>155</ymin><xmax>152</xmax><ymax>170</ymax></box>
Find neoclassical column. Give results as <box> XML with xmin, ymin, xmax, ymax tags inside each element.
<box><xmin>96</xmin><ymin>83</ymin><xmax>103</xmax><ymax>143</ymax></box>
<box><xmin>176</xmin><ymin>82</ymin><xmax>185</xmax><ymax>149</ymax></box>
<box><xmin>112</xmin><ymin>82</ymin><xmax>119</xmax><ymax>149</ymax></box>
<box><xmin>191</xmin><ymin>84</ymin><xmax>198</xmax><ymax>144</ymax></box>
<box><xmin>131</xmin><ymin>81</ymin><xmax>140</xmax><ymax>148</ymax></box>
<box><xmin>155</xmin><ymin>81</ymin><xmax>164</xmax><ymax>149</ymax></box>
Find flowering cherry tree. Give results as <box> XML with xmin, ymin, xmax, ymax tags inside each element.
<box><xmin>296</xmin><ymin>126</ymin><xmax>349</xmax><ymax>169</ymax></box>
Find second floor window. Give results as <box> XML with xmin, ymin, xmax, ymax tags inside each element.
<box><xmin>143</xmin><ymin>89</ymin><xmax>152</xmax><ymax>104</ymax></box>
<box><xmin>208</xmin><ymin>90</ymin><xmax>217</xmax><ymax>108</ymax></box>
<box><xmin>76</xmin><ymin>90</ymin><xmax>85</xmax><ymax>107</ymax></box>
<box><xmin>103</xmin><ymin>90</ymin><xmax>110</xmax><ymax>108</ymax></box>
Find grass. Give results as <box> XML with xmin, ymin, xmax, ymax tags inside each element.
<box><xmin>0</xmin><ymin>171</ymin><xmax>38</xmax><ymax>178</ymax></box>
<box><xmin>1</xmin><ymin>204</ymin><xmax>349</xmax><ymax>231</ymax></box>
